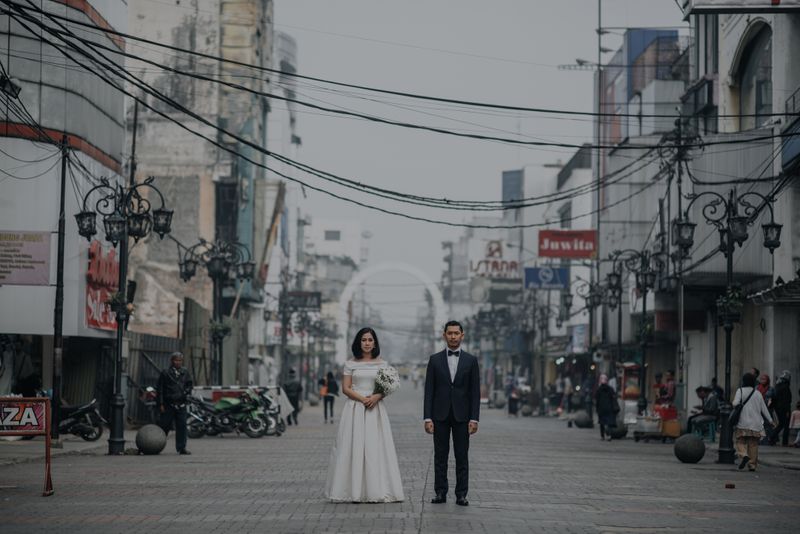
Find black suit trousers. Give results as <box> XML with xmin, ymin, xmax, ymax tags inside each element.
<box><xmin>433</xmin><ymin>407</ymin><xmax>469</xmax><ymax>498</ymax></box>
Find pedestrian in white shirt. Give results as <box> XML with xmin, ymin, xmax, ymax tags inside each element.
<box><xmin>732</xmin><ymin>372</ymin><xmax>776</xmax><ymax>471</ymax></box>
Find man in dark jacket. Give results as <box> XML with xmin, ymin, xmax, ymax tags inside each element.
<box><xmin>156</xmin><ymin>352</ymin><xmax>193</xmax><ymax>454</ymax></box>
<box><xmin>423</xmin><ymin>320</ymin><xmax>480</xmax><ymax>507</ymax></box>
<box><xmin>770</xmin><ymin>371</ymin><xmax>792</xmax><ymax>446</ymax></box>
<box><xmin>282</xmin><ymin>368</ymin><xmax>302</xmax><ymax>426</ymax></box>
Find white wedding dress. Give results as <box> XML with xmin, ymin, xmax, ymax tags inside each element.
<box><xmin>325</xmin><ymin>359</ymin><xmax>404</xmax><ymax>502</ymax></box>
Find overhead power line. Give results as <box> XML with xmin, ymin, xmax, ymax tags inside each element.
<box><xmin>11</xmin><ymin>12</ymin><xmax>672</xmax><ymax>230</ymax></box>
<box><xmin>10</xmin><ymin>7</ymin><xmax>668</xmax><ymax>215</ymax></box>
<box><xmin>4</xmin><ymin>1</ymin><xmax>797</xmax><ymax>122</ymax></box>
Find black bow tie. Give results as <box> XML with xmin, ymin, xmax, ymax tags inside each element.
<box><xmin>447</xmin><ymin>350</ymin><xmax>460</xmax><ymax>357</ymax></box>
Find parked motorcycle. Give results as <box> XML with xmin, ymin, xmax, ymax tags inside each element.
<box><xmin>59</xmin><ymin>399</ymin><xmax>107</xmax><ymax>441</ymax></box>
<box><xmin>186</xmin><ymin>391</ymin><xmax>268</xmax><ymax>438</ymax></box>
<box><xmin>255</xmin><ymin>388</ymin><xmax>284</xmax><ymax>436</ymax></box>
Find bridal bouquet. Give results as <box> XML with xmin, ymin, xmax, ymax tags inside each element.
<box><xmin>373</xmin><ymin>366</ymin><xmax>401</xmax><ymax>397</ymax></box>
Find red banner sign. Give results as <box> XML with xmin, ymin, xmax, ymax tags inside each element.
<box><xmin>85</xmin><ymin>240</ymin><xmax>119</xmax><ymax>330</ymax></box>
<box><xmin>538</xmin><ymin>230</ymin><xmax>597</xmax><ymax>259</ymax></box>
<box><xmin>0</xmin><ymin>397</ymin><xmax>53</xmax><ymax>496</ymax></box>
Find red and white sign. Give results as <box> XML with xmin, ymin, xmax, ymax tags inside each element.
<box><xmin>538</xmin><ymin>230</ymin><xmax>597</xmax><ymax>259</ymax></box>
<box><xmin>85</xmin><ymin>240</ymin><xmax>119</xmax><ymax>331</ymax></box>
<box><xmin>469</xmin><ymin>239</ymin><xmax>520</xmax><ymax>279</ymax></box>
<box><xmin>0</xmin><ymin>397</ymin><xmax>54</xmax><ymax>496</ymax></box>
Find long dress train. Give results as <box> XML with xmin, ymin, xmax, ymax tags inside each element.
<box><xmin>325</xmin><ymin>359</ymin><xmax>404</xmax><ymax>502</ymax></box>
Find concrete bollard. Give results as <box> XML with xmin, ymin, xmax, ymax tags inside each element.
<box><xmin>573</xmin><ymin>411</ymin><xmax>593</xmax><ymax>428</ymax></box>
<box><xmin>674</xmin><ymin>433</ymin><xmax>705</xmax><ymax>463</ymax></box>
<box><xmin>135</xmin><ymin>424</ymin><xmax>167</xmax><ymax>455</ymax></box>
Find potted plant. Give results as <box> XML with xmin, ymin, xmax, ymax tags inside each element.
<box><xmin>105</xmin><ymin>291</ymin><xmax>134</xmax><ymax>316</ymax></box>
<box><xmin>716</xmin><ymin>286</ymin><xmax>744</xmax><ymax>325</ymax></box>
<box><xmin>209</xmin><ymin>321</ymin><xmax>231</xmax><ymax>341</ymax></box>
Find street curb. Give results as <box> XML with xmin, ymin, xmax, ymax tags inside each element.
<box><xmin>0</xmin><ymin>442</ymin><xmax>106</xmax><ymax>468</ymax></box>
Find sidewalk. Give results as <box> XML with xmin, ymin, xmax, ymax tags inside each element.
<box><xmin>730</xmin><ymin>442</ymin><xmax>800</xmax><ymax>470</ymax></box>
<box><xmin>0</xmin><ymin>430</ymin><xmax>138</xmax><ymax>466</ymax></box>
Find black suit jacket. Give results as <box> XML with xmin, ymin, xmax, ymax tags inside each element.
<box><xmin>423</xmin><ymin>350</ymin><xmax>480</xmax><ymax>423</ymax></box>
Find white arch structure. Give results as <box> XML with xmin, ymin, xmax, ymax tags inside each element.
<box><xmin>336</xmin><ymin>262</ymin><xmax>447</xmax><ymax>363</ymax></box>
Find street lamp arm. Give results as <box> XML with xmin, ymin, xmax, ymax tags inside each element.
<box><xmin>737</xmin><ymin>191</ymin><xmax>776</xmax><ymax>222</ymax></box>
<box><xmin>684</xmin><ymin>190</ymin><xmax>728</xmax><ymax>228</ymax></box>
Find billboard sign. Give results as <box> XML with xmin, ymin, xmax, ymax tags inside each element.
<box><xmin>538</xmin><ymin>230</ymin><xmax>597</xmax><ymax>259</ymax></box>
<box><xmin>524</xmin><ymin>267</ymin><xmax>569</xmax><ymax>290</ymax></box>
<box><xmin>469</xmin><ymin>239</ymin><xmax>520</xmax><ymax>279</ymax></box>
<box><xmin>0</xmin><ymin>231</ymin><xmax>51</xmax><ymax>286</ymax></box>
<box><xmin>287</xmin><ymin>291</ymin><xmax>322</xmax><ymax>311</ymax></box>
<box><xmin>85</xmin><ymin>241</ymin><xmax>119</xmax><ymax>331</ymax></box>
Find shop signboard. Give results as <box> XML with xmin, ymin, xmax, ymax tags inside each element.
<box><xmin>0</xmin><ymin>397</ymin><xmax>53</xmax><ymax>495</ymax></box>
<box><xmin>0</xmin><ymin>231</ymin><xmax>51</xmax><ymax>285</ymax></box>
<box><xmin>85</xmin><ymin>240</ymin><xmax>119</xmax><ymax>331</ymax></box>
<box><xmin>538</xmin><ymin>230</ymin><xmax>597</xmax><ymax>259</ymax></box>
<box><xmin>524</xmin><ymin>266</ymin><xmax>569</xmax><ymax>289</ymax></box>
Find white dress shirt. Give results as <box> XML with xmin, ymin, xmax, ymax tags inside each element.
<box><xmin>446</xmin><ymin>348</ymin><xmax>460</xmax><ymax>382</ymax></box>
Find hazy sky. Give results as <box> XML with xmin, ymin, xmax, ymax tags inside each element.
<box><xmin>272</xmin><ymin>0</ymin><xmax>686</xmax><ymax>334</ymax></box>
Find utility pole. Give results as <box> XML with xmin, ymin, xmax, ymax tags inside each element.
<box><xmin>51</xmin><ymin>134</ymin><xmax>68</xmax><ymax>441</ymax></box>
<box><xmin>279</xmin><ymin>269</ymin><xmax>290</xmax><ymax>384</ymax></box>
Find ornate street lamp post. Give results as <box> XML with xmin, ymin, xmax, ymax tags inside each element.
<box><xmin>75</xmin><ymin>176</ymin><xmax>173</xmax><ymax>455</ymax></box>
<box><xmin>177</xmin><ymin>238</ymin><xmax>255</xmax><ymax>384</ymax></box>
<box><xmin>608</xmin><ymin>249</ymin><xmax>657</xmax><ymax>414</ymax></box>
<box><xmin>676</xmin><ymin>187</ymin><xmax>781</xmax><ymax>464</ymax></box>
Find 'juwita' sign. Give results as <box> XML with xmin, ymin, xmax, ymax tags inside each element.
<box><xmin>538</xmin><ymin>230</ymin><xmax>597</xmax><ymax>259</ymax></box>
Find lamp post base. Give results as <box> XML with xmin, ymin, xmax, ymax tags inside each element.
<box><xmin>637</xmin><ymin>395</ymin><xmax>647</xmax><ymax>415</ymax></box>
<box><xmin>716</xmin><ymin>403</ymin><xmax>735</xmax><ymax>464</ymax></box>
<box><xmin>107</xmin><ymin>393</ymin><xmax>126</xmax><ymax>455</ymax></box>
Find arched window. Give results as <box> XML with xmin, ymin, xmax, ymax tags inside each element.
<box><xmin>738</xmin><ymin>26</ymin><xmax>772</xmax><ymax>131</ymax></box>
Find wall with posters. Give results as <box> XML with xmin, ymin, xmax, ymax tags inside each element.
<box><xmin>0</xmin><ymin>140</ymin><xmax>116</xmax><ymax>339</ymax></box>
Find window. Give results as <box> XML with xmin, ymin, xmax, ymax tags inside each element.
<box><xmin>215</xmin><ymin>181</ymin><xmax>238</xmax><ymax>242</ymax></box>
<box><xmin>739</xmin><ymin>26</ymin><xmax>772</xmax><ymax>131</ymax></box>
<box><xmin>324</xmin><ymin>230</ymin><xmax>341</xmax><ymax>241</ymax></box>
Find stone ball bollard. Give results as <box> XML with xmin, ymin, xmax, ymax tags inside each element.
<box><xmin>608</xmin><ymin>423</ymin><xmax>628</xmax><ymax>440</ymax></box>
<box><xmin>521</xmin><ymin>405</ymin><xmax>533</xmax><ymax>417</ymax></box>
<box><xmin>135</xmin><ymin>424</ymin><xmax>167</xmax><ymax>455</ymax></box>
<box><xmin>573</xmin><ymin>411</ymin><xmax>593</xmax><ymax>428</ymax></box>
<box><xmin>308</xmin><ymin>394</ymin><xmax>320</xmax><ymax>407</ymax></box>
<box><xmin>674</xmin><ymin>433</ymin><xmax>705</xmax><ymax>464</ymax></box>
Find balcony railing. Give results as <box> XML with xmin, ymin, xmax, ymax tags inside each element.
<box><xmin>786</xmin><ymin>84</ymin><xmax>800</xmax><ymax>123</ymax></box>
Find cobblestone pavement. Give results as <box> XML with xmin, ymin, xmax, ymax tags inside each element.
<box><xmin>1</xmin><ymin>382</ymin><xmax>797</xmax><ymax>533</ymax></box>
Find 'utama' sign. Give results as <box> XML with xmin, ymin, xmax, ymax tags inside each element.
<box><xmin>538</xmin><ymin>230</ymin><xmax>597</xmax><ymax>259</ymax></box>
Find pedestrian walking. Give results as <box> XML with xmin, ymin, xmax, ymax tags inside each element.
<box><xmin>424</xmin><ymin>320</ymin><xmax>480</xmax><ymax>506</ymax></box>
<box><xmin>283</xmin><ymin>368</ymin><xmax>302</xmax><ymax>426</ymax></box>
<box><xmin>594</xmin><ymin>374</ymin><xmax>618</xmax><ymax>441</ymax></box>
<box><xmin>770</xmin><ymin>371</ymin><xmax>792</xmax><ymax>446</ymax></box>
<box><xmin>733</xmin><ymin>372</ymin><xmax>775</xmax><ymax>471</ymax></box>
<box><xmin>319</xmin><ymin>371</ymin><xmax>339</xmax><ymax>424</ymax></box>
<box><xmin>156</xmin><ymin>352</ymin><xmax>193</xmax><ymax>455</ymax></box>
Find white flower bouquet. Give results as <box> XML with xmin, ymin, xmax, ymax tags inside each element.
<box><xmin>373</xmin><ymin>366</ymin><xmax>401</xmax><ymax>397</ymax></box>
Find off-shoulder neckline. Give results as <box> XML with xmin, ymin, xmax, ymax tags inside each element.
<box><xmin>349</xmin><ymin>358</ymin><xmax>385</xmax><ymax>364</ymax></box>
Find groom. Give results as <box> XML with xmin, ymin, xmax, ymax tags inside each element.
<box><xmin>423</xmin><ymin>320</ymin><xmax>480</xmax><ymax>506</ymax></box>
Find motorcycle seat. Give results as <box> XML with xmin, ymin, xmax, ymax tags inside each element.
<box><xmin>61</xmin><ymin>400</ymin><xmax>94</xmax><ymax>415</ymax></box>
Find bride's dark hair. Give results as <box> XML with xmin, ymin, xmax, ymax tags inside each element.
<box><xmin>351</xmin><ymin>327</ymin><xmax>380</xmax><ymax>359</ymax></box>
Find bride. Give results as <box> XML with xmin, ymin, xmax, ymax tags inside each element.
<box><xmin>325</xmin><ymin>327</ymin><xmax>404</xmax><ymax>502</ymax></box>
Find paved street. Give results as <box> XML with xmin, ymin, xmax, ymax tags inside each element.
<box><xmin>1</xmin><ymin>382</ymin><xmax>798</xmax><ymax>533</ymax></box>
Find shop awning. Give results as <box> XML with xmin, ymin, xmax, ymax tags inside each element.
<box><xmin>749</xmin><ymin>276</ymin><xmax>800</xmax><ymax>306</ymax></box>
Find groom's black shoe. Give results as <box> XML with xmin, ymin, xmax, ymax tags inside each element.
<box><xmin>456</xmin><ymin>497</ymin><xmax>469</xmax><ymax>506</ymax></box>
<box><xmin>430</xmin><ymin>493</ymin><xmax>446</xmax><ymax>504</ymax></box>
